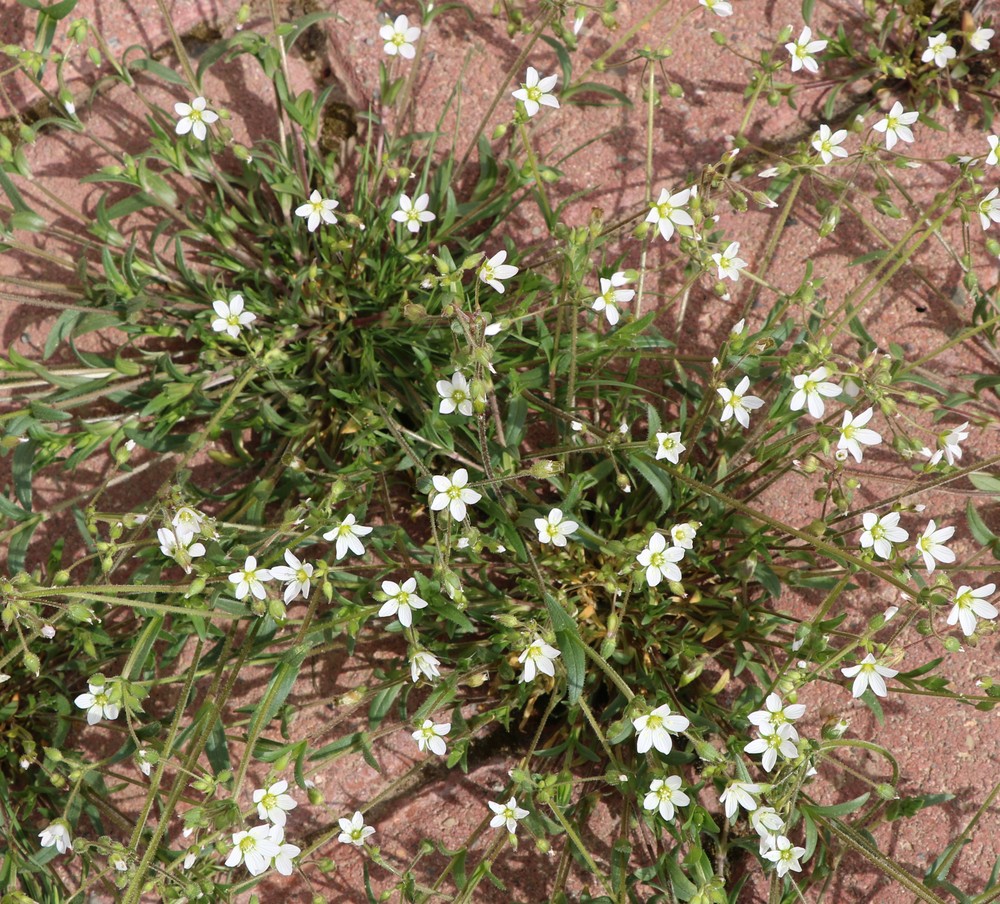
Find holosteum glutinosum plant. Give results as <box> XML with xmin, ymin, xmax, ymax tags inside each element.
<box><xmin>2</xmin><ymin>0</ymin><xmax>1000</xmax><ymax>901</ymax></box>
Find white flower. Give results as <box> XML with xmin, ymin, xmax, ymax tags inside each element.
<box><xmin>637</xmin><ymin>532</ymin><xmax>684</xmax><ymax>587</ymax></box>
<box><xmin>859</xmin><ymin>511</ymin><xmax>908</xmax><ymax>560</ymax></box>
<box><xmin>785</xmin><ymin>26</ymin><xmax>827</xmax><ymax>74</ymax></box>
<box><xmin>748</xmin><ymin>693</ymin><xmax>806</xmax><ymax>739</ymax></box>
<box><xmin>174</xmin><ymin>96</ymin><xmax>218</xmax><ymax>141</ymax></box>
<box><xmin>392</xmin><ymin>193</ymin><xmax>435</xmax><ymax>233</ymax></box>
<box><xmin>478</xmin><ymin>250</ymin><xmax>518</xmax><ymax>293</ymax></box>
<box><xmin>717</xmin><ymin>375</ymin><xmax>765</xmax><ymax>428</ymax></box>
<box><xmin>436</xmin><ymin>372</ymin><xmax>475</xmax><ymax>416</ymax></box>
<box><xmin>837</xmin><ymin>408</ymin><xmax>881</xmax><ymax>462</ymax></box>
<box><xmin>979</xmin><ymin>188</ymin><xmax>1000</xmax><ymax>230</ymax></box>
<box><xmin>512</xmin><ymin>66</ymin><xmax>559</xmax><ymax>117</ymax></box>
<box><xmin>488</xmin><ymin>797</ymin><xmax>529</xmax><ymax>832</ymax></box>
<box><xmin>948</xmin><ymin>583</ymin><xmax>998</xmax><ymax>636</ymax></box>
<box><xmin>225</xmin><ymin>824</ymin><xmax>280</xmax><ymax>876</ymax></box>
<box><xmin>156</xmin><ymin>527</ymin><xmax>206</xmax><ymax>575</ymax></box>
<box><xmin>670</xmin><ymin>521</ymin><xmax>699</xmax><ymax>550</ymax></box>
<box><xmin>654</xmin><ymin>431</ymin><xmax>685</xmax><ymax>463</ymax></box>
<box><xmin>592</xmin><ymin>272</ymin><xmax>634</xmax><ymax>325</ymax></box>
<box><xmin>39</xmin><ymin>821</ymin><xmax>72</xmax><ymax>855</ymax></box>
<box><xmin>294</xmin><ymin>190</ymin><xmax>339</xmax><ymax>232</ymax></box>
<box><xmin>412</xmin><ymin>719</ymin><xmax>451</xmax><ymax>755</ymax></box>
<box><xmin>873</xmin><ymin>101</ymin><xmax>919</xmax><ymax>151</ymax></box>
<box><xmin>534</xmin><ymin>508</ymin><xmax>579</xmax><ymax>546</ymax></box>
<box><xmin>643</xmin><ymin>775</ymin><xmax>690</xmax><ymax>821</ymax></box>
<box><xmin>970</xmin><ymin>27</ymin><xmax>995</xmax><ymax>52</ymax></box>
<box><xmin>74</xmin><ymin>681</ymin><xmax>119</xmax><ymax>725</ymax></box>
<box><xmin>267</xmin><ymin>824</ymin><xmax>301</xmax><ymax>876</ymax></box>
<box><xmin>229</xmin><ymin>555</ymin><xmax>273</xmax><ymax>601</ymax></box>
<box><xmin>744</xmin><ymin>724</ymin><xmax>798</xmax><ymax>772</ymax></box>
<box><xmin>751</xmin><ymin>806</ymin><xmax>785</xmax><ymax>854</ymax></box>
<box><xmin>378</xmin><ymin>577</ymin><xmax>428</xmax><ymax>628</ymax></box>
<box><xmin>429</xmin><ymin>468</ymin><xmax>482</xmax><ymax>522</ymax></box>
<box><xmin>921</xmin><ymin>422</ymin><xmax>969</xmax><ymax>466</ymax></box>
<box><xmin>632</xmin><ymin>703</ymin><xmax>690</xmax><ymax>755</ymax></box>
<box><xmin>711</xmin><ymin>241</ymin><xmax>747</xmax><ymax>281</ymax></box>
<box><xmin>921</xmin><ymin>33</ymin><xmax>956</xmax><ymax>68</ymax></box>
<box><xmin>410</xmin><ymin>649</ymin><xmax>442</xmax><ymax>683</ymax></box>
<box><xmin>988</xmin><ymin>135</ymin><xmax>1000</xmax><ymax>166</ymax></box>
<box><xmin>764</xmin><ymin>835</ymin><xmax>806</xmax><ymax>877</ymax></box>
<box><xmin>518</xmin><ymin>635</ymin><xmax>561</xmax><ymax>683</ymax></box>
<box><xmin>269</xmin><ymin>549</ymin><xmax>314</xmax><ymax>603</ymax></box>
<box><xmin>136</xmin><ymin>748</ymin><xmax>153</xmax><ymax>776</ymax></box>
<box><xmin>337</xmin><ymin>811</ymin><xmax>375</xmax><ymax>846</ymax></box>
<box><xmin>914</xmin><ymin>520</ymin><xmax>956</xmax><ymax>573</ymax></box>
<box><xmin>380</xmin><ymin>14</ymin><xmax>420</xmax><ymax>58</ymax></box>
<box><xmin>719</xmin><ymin>781</ymin><xmax>761</xmax><ymax>819</ymax></box>
<box><xmin>172</xmin><ymin>506</ymin><xmax>205</xmax><ymax>543</ymax></box>
<box><xmin>645</xmin><ymin>187</ymin><xmax>694</xmax><ymax>242</ymax></box>
<box><xmin>841</xmin><ymin>653</ymin><xmax>898</xmax><ymax>698</ymax></box>
<box><xmin>211</xmin><ymin>295</ymin><xmax>256</xmax><ymax>339</ymax></box>
<box><xmin>732</xmin><ymin>318</ymin><xmax>746</xmax><ymax>336</ymax></box>
<box><xmin>812</xmin><ymin>124</ymin><xmax>848</xmax><ymax>164</ymax></box>
<box><xmin>699</xmin><ymin>0</ymin><xmax>733</xmax><ymax>16</ymax></box>
<box><xmin>253</xmin><ymin>780</ymin><xmax>298</xmax><ymax>827</ymax></box>
<box><xmin>323</xmin><ymin>514</ymin><xmax>373</xmax><ymax>560</ymax></box>
<box><xmin>790</xmin><ymin>366</ymin><xmax>840</xmax><ymax>418</ymax></box>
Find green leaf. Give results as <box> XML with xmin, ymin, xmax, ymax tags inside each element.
<box><xmin>9</xmin><ymin>210</ymin><xmax>46</xmax><ymax>232</ymax></box>
<box><xmin>12</xmin><ymin>440</ymin><xmax>34</xmax><ymax>511</ymax></box>
<box><xmin>629</xmin><ymin>454</ymin><xmax>672</xmax><ymax>515</ymax></box>
<box><xmin>205</xmin><ymin>712</ymin><xmax>232</xmax><ymax>776</ymax></box>
<box><xmin>246</xmin><ymin>645</ymin><xmax>308</xmax><ymax>745</ymax></box>
<box><xmin>543</xmin><ymin>593</ymin><xmax>586</xmax><ymax>704</ymax></box>
<box><xmin>966</xmin><ymin>500</ymin><xmax>997</xmax><ymax>549</ymax></box>
<box><xmin>802</xmin><ymin>792</ymin><xmax>870</xmax><ymax>818</ymax></box>
<box><xmin>970</xmin><ymin>472</ymin><xmax>1000</xmax><ymax>494</ymax></box>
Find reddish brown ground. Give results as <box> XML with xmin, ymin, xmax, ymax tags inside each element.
<box><xmin>3</xmin><ymin>1</ymin><xmax>1000</xmax><ymax>902</ymax></box>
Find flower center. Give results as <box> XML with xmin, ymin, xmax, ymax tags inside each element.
<box><xmin>261</xmin><ymin>792</ymin><xmax>277</xmax><ymax>810</ymax></box>
<box><xmin>227</xmin><ymin>314</ymin><xmax>241</xmax><ymax>328</ymax></box>
<box><xmin>732</xmin><ymin>393</ymin><xmax>744</xmax><ymax>407</ymax></box>
<box><xmin>391</xmin><ymin>33</ymin><xmax>407</xmax><ymax>47</ymax></box>
<box><xmin>869</xmin><ymin>524</ymin><xmax>885</xmax><ymax>541</ymax></box>
<box><xmin>649</xmin><ymin>551</ymin><xmax>665</xmax><ymax>568</ymax></box>
<box><xmin>95</xmin><ymin>692</ymin><xmax>109</xmax><ymax>707</ymax></box>
<box><xmin>657</xmin><ymin>201</ymin><xmax>674</xmax><ymax>218</ymax></box>
<box><xmin>447</xmin><ymin>485</ymin><xmax>462</xmax><ymax>500</ymax></box>
<box><xmin>646</xmin><ymin>713</ymin><xmax>663</xmax><ymax>731</ymax></box>
<box><xmin>481</xmin><ymin>264</ymin><xmax>494</xmax><ymax>280</ymax></box>
<box><xmin>886</xmin><ymin>115</ymin><xmax>898</xmax><ymax>130</ymax></box>
<box><xmin>239</xmin><ymin>836</ymin><xmax>256</xmax><ymax>853</ymax></box>
<box><xmin>526</xmin><ymin>86</ymin><xmax>542</xmax><ymax>102</ymax></box>
<box><xmin>189</xmin><ymin>110</ymin><xmax>203</xmax><ymax>122</ymax></box>
<box><xmin>397</xmin><ymin>591</ymin><xmax>410</xmax><ymax>606</ymax></box>
<box><xmin>657</xmin><ymin>785</ymin><xmax>674</xmax><ymax>802</ymax></box>
<box><xmin>295</xmin><ymin>567</ymin><xmax>309</xmax><ymax>582</ymax></box>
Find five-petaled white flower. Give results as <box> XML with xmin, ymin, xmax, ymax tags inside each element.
<box><xmin>670</xmin><ymin>521</ymin><xmax>699</xmax><ymax>550</ymax></box>
<box><xmin>790</xmin><ymin>366</ymin><xmax>840</xmax><ymax>419</ymax></box>
<box><xmin>592</xmin><ymin>272</ymin><xmax>635</xmax><ymax>325</ymax></box>
<box><xmin>429</xmin><ymin>468</ymin><xmax>482</xmax><ymax>522</ymax></box>
<box><xmin>948</xmin><ymin>583</ymin><xmax>999</xmax><ymax>637</ymax></box>
<box><xmin>645</xmin><ymin>187</ymin><xmax>694</xmax><ymax>242</ymax></box>
<box><xmin>378</xmin><ymin>577</ymin><xmax>428</xmax><ymax>628</ymax></box>
<box><xmin>643</xmin><ymin>776</ymin><xmax>690</xmax><ymax>821</ymax></box>
<box><xmin>637</xmin><ymin>532</ymin><xmax>684</xmax><ymax>587</ymax></box>
<box><xmin>534</xmin><ymin>508</ymin><xmax>579</xmax><ymax>547</ymax></box>
<box><xmin>914</xmin><ymin>520</ymin><xmax>956</xmax><ymax>573</ymax></box>
<box><xmin>519</xmin><ymin>635</ymin><xmax>561</xmax><ymax>683</ymax></box>
<box><xmin>979</xmin><ymin>188</ymin><xmax>1000</xmax><ymax>230</ymax></box>
<box><xmin>711</xmin><ymin>241</ymin><xmax>747</xmax><ymax>281</ymax></box>
<box><xmin>719</xmin><ymin>781</ymin><xmax>761</xmax><ymax>819</ymax></box>
<box><xmin>380</xmin><ymin>14</ymin><xmax>420</xmax><ymax>58</ymax></box>
<box><xmin>752</xmin><ymin>807</ymin><xmax>785</xmax><ymax>854</ymax></box>
<box><xmin>488</xmin><ymin>797</ymin><xmax>529</xmax><ymax>832</ymax></box>
<box><xmin>174</xmin><ymin>96</ymin><xmax>218</xmax><ymax>141</ymax></box>
<box><xmin>436</xmin><ymin>372</ymin><xmax>475</xmax><ymax>416</ymax></box>
<box><xmin>479</xmin><ymin>250</ymin><xmax>519</xmax><ymax>293</ymax></box>
<box><xmin>744</xmin><ymin>724</ymin><xmax>798</xmax><ymax>772</ymax></box>
<box><xmin>392</xmin><ymin>193</ymin><xmax>435</xmax><ymax>233</ymax></box>
<box><xmin>172</xmin><ymin>506</ymin><xmax>206</xmax><ymax>544</ymax></box>
<box><xmin>988</xmin><ymin>135</ymin><xmax>1000</xmax><ymax>166</ymax></box>
<box><xmin>412</xmin><ymin>719</ymin><xmax>451</xmax><ymax>755</ymax></box>
<box><xmin>211</xmin><ymin>295</ymin><xmax>256</xmax><ymax>339</ymax></box>
<box><xmin>229</xmin><ymin>555</ymin><xmax>273</xmax><ymax>601</ymax></box>
<box><xmin>837</xmin><ymin>408</ymin><xmax>881</xmax><ymax>463</ymax></box>
<box><xmin>39</xmin><ymin>821</ymin><xmax>72</xmax><ymax>855</ymax></box>
<box><xmin>921</xmin><ymin>33</ymin><xmax>956</xmax><ymax>68</ymax></box>
<box><xmin>410</xmin><ymin>649</ymin><xmax>442</xmax><ymax>683</ymax></box>
<box><xmin>841</xmin><ymin>653</ymin><xmax>898</xmax><ymax>698</ymax></box>
<box><xmin>921</xmin><ymin>422</ymin><xmax>969</xmax><ymax>466</ymax></box>
<box><xmin>970</xmin><ymin>26</ymin><xmax>995</xmax><ymax>52</ymax></box>
<box><xmin>512</xmin><ymin>67</ymin><xmax>559</xmax><ymax>117</ymax></box>
<box><xmin>337</xmin><ymin>811</ymin><xmax>375</xmax><ymax>846</ymax></box>
<box><xmin>323</xmin><ymin>514</ymin><xmax>373</xmax><ymax>560</ymax></box>
<box><xmin>267</xmin><ymin>825</ymin><xmax>301</xmax><ymax>877</ymax></box>
<box><xmin>269</xmin><ymin>549</ymin><xmax>314</xmax><ymax>603</ymax></box>
<box><xmin>699</xmin><ymin>0</ymin><xmax>733</xmax><ymax>16</ymax></box>
<box><xmin>718</xmin><ymin>376</ymin><xmax>765</xmax><ymax>428</ymax></box>
<box><xmin>295</xmin><ymin>190</ymin><xmax>339</xmax><ymax>232</ymax></box>
<box><xmin>764</xmin><ymin>835</ymin><xmax>806</xmax><ymax>877</ymax></box>
<box><xmin>253</xmin><ymin>780</ymin><xmax>298</xmax><ymax>827</ymax></box>
<box><xmin>74</xmin><ymin>681</ymin><xmax>119</xmax><ymax>725</ymax></box>
<box><xmin>633</xmin><ymin>703</ymin><xmax>690</xmax><ymax>755</ymax></box>
<box><xmin>873</xmin><ymin>101</ymin><xmax>919</xmax><ymax>151</ymax></box>
<box><xmin>654</xmin><ymin>431</ymin><xmax>686</xmax><ymax>463</ymax></box>
<box><xmin>157</xmin><ymin>527</ymin><xmax>206</xmax><ymax>575</ymax></box>
<box><xmin>748</xmin><ymin>693</ymin><xmax>806</xmax><ymax>739</ymax></box>
<box><xmin>785</xmin><ymin>26</ymin><xmax>827</xmax><ymax>74</ymax></box>
<box><xmin>859</xmin><ymin>512</ymin><xmax>908</xmax><ymax>560</ymax></box>
<box><xmin>812</xmin><ymin>124</ymin><xmax>848</xmax><ymax>164</ymax></box>
<box><xmin>225</xmin><ymin>824</ymin><xmax>281</xmax><ymax>876</ymax></box>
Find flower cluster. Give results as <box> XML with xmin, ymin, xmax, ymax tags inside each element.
<box><xmin>225</xmin><ymin>780</ymin><xmax>300</xmax><ymax>876</ymax></box>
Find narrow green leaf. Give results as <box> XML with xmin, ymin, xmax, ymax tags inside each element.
<box><xmin>543</xmin><ymin>593</ymin><xmax>586</xmax><ymax>704</ymax></box>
